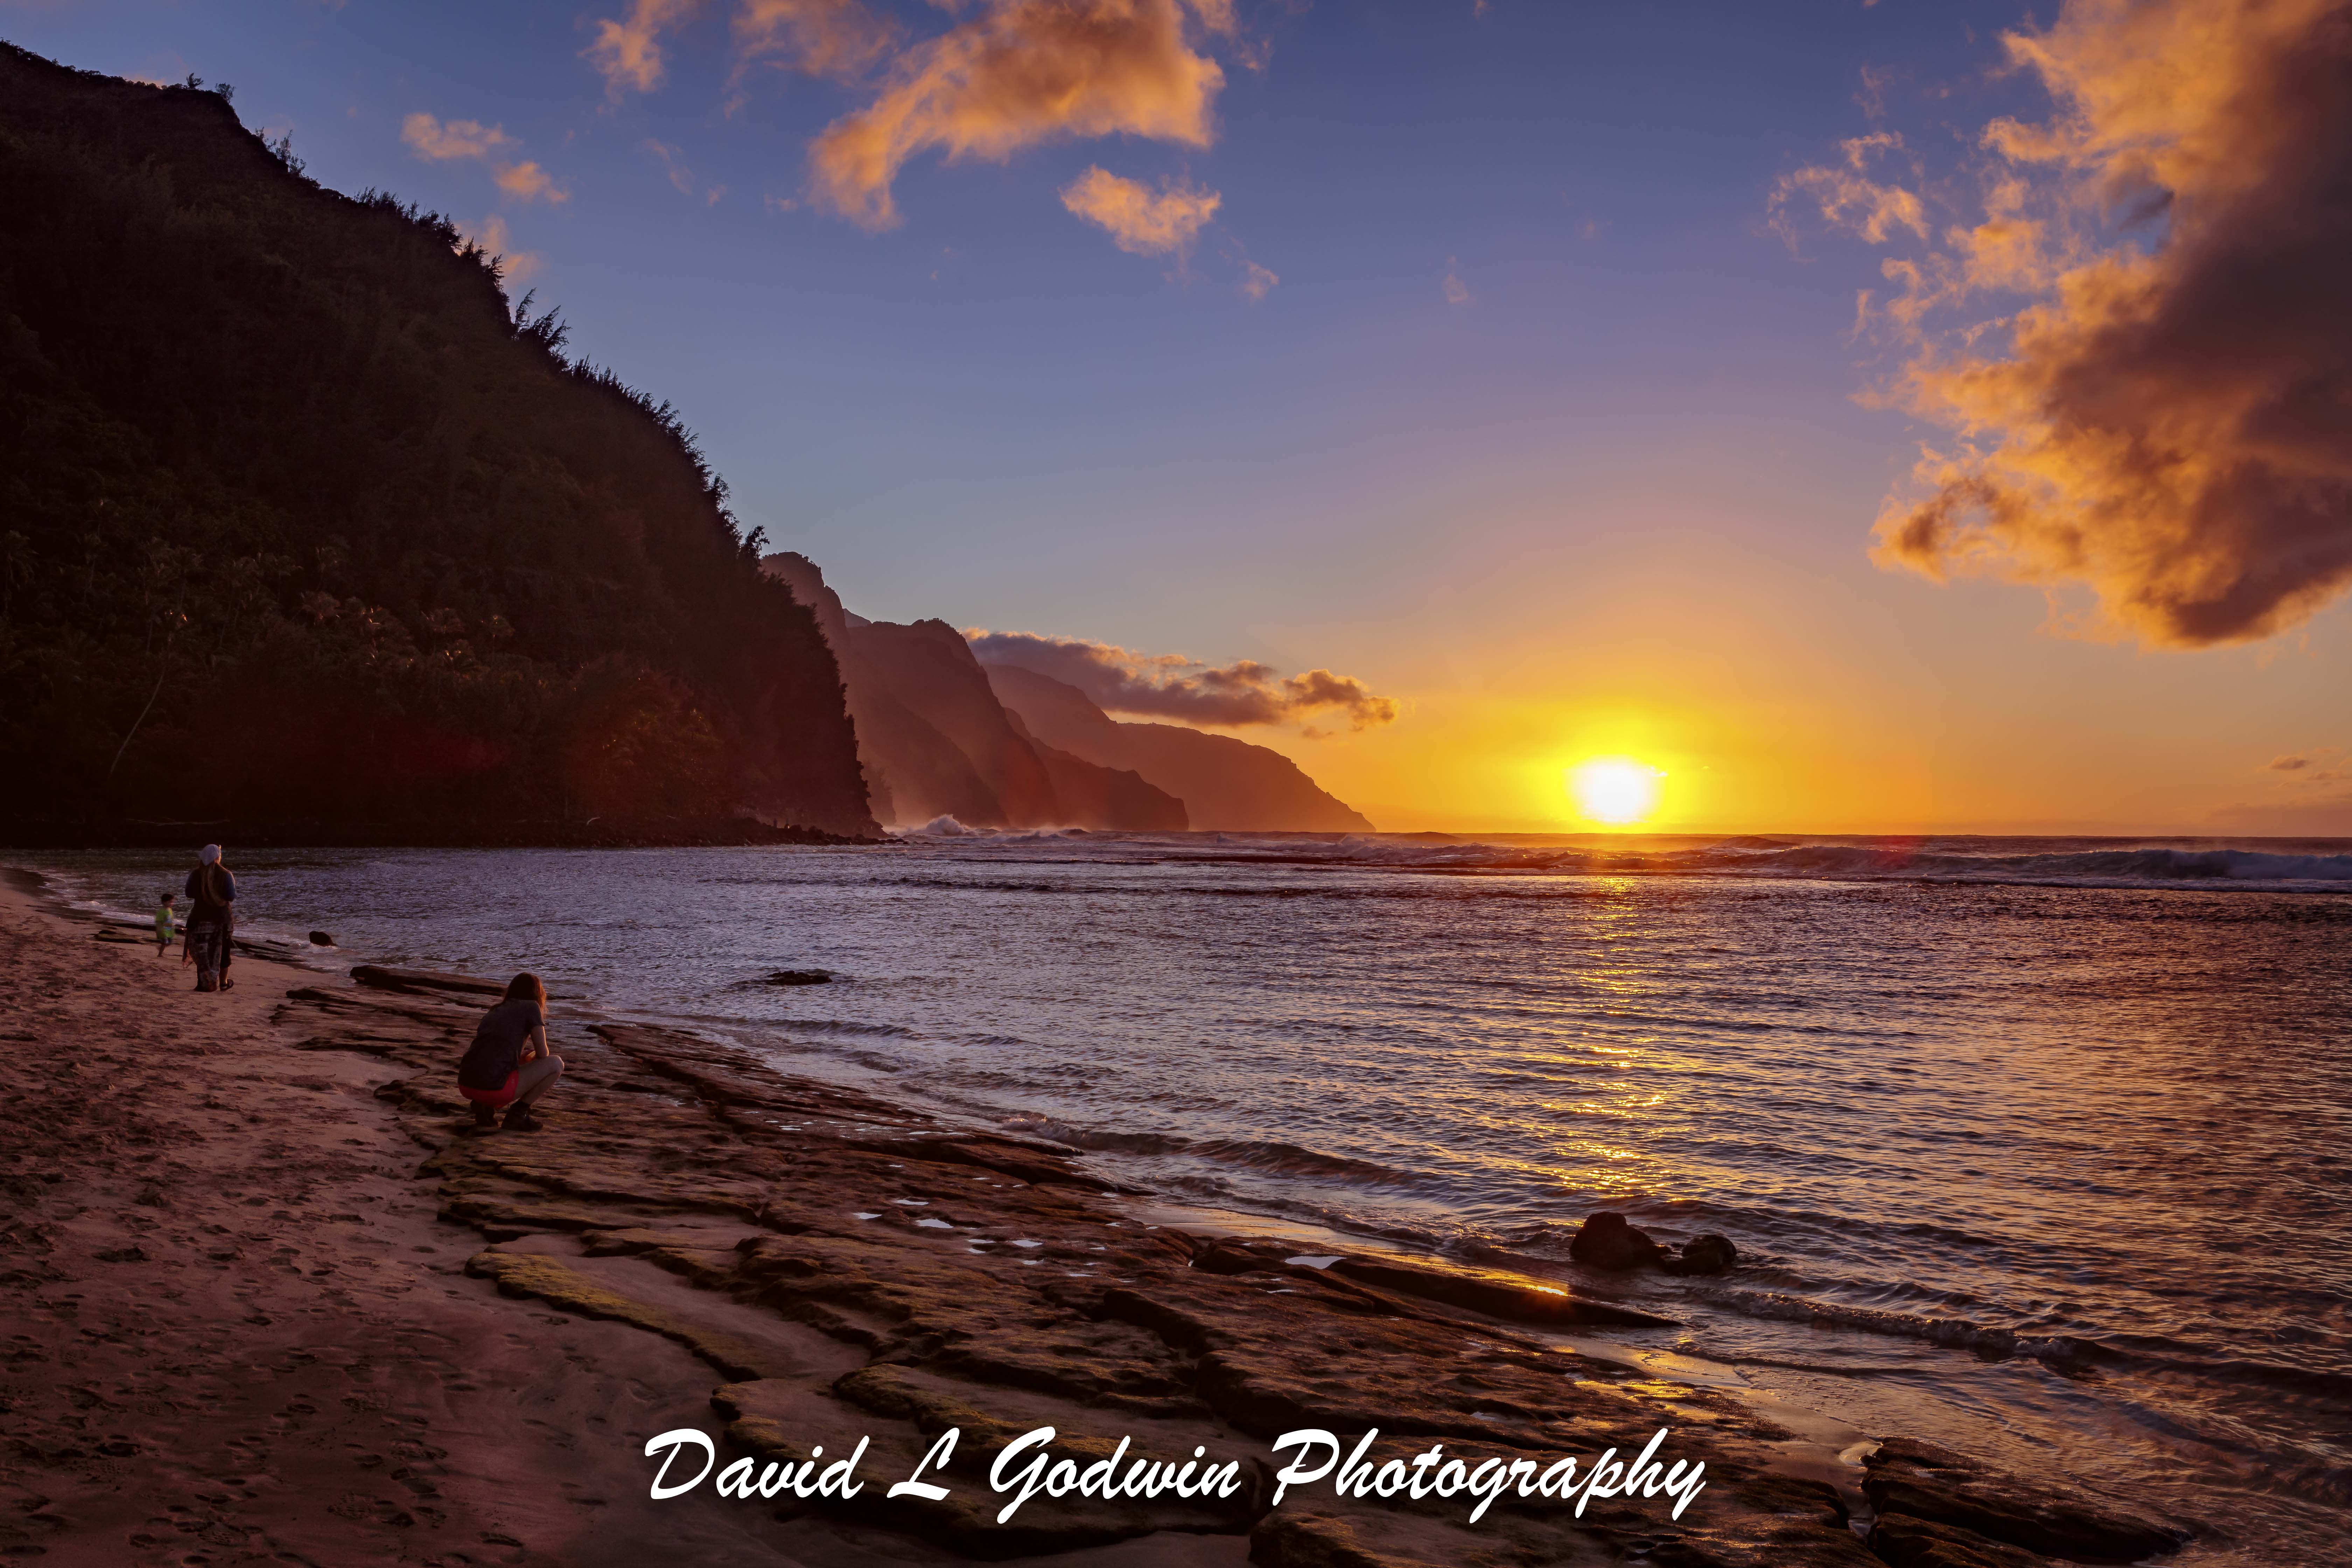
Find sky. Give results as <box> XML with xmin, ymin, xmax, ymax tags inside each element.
<box><xmin>8</xmin><ymin>0</ymin><xmax>2348</xmax><ymax>834</ymax></box>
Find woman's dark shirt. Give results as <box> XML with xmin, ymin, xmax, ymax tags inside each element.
<box><xmin>185</xmin><ymin>866</ymin><xmax>236</xmax><ymax>919</ymax></box>
<box><xmin>458</xmin><ymin>999</ymin><xmax>543</xmax><ymax>1090</ymax></box>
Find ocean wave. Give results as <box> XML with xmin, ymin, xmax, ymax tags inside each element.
<box><xmin>895</xmin><ymin>816</ymin><xmax>982</xmax><ymax>838</ymax></box>
<box><xmin>1190</xmin><ymin>836</ymin><xmax>2352</xmax><ymax>890</ymax></box>
<box><xmin>998</xmin><ymin>1116</ymin><xmax>1424</xmax><ymax>1185</ymax></box>
<box><xmin>884</xmin><ymin>821</ymin><xmax>2352</xmax><ymax>892</ymax></box>
<box><xmin>762</xmin><ymin>1017</ymin><xmax>917</xmax><ymax>1038</ymax></box>
<box><xmin>1678</xmin><ymin>1285</ymin><xmax>2352</xmax><ymax>1407</ymax></box>
<box><xmin>65</xmin><ymin>894</ymin><xmax>350</xmax><ymax>972</ymax></box>
<box><xmin>1693</xmin><ymin>1286</ymin><xmax>2105</xmax><ymax>1366</ymax></box>
<box><xmin>889</xmin><ymin>818</ymin><xmax>1100</xmax><ymax>843</ymax></box>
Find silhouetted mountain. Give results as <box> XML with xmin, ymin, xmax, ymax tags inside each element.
<box><xmin>762</xmin><ymin>554</ymin><xmax>1184</xmax><ymax>830</ymax></box>
<box><xmin>0</xmin><ymin>44</ymin><xmax>875</xmax><ymax>840</ymax></box>
<box><xmin>983</xmin><ymin>664</ymin><xmax>1377</xmax><ymax>833</ymax></box>
<box><xmin>1013</xmin><ymin>719</ymin><xmax>1194</xmax><ymax>835</ymax></box>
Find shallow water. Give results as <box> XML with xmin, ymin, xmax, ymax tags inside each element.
<box><xmin>39</xmin><ymin>831</ymin><xmax>2352</xmax><ymax>1561</ymax></box>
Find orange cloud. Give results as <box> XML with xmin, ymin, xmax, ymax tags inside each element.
<box><xmin>589</xmin><ymin>0</ymin><xmax>892</xmax><ymax>98</ymax></box>
<box><xmin>405</xmin><ymin>113</ymin><xmax>569</xmax><ymax>204</ymax></box>
<box><xmin>584</xmin><ymin>0</ymin><xmax>703</xmax><ymax>94</ymax></box>
<box><xmin>969</xmin><ymin>630</ymin><xmax>1398</xmax><ymax>730</ymax></box>
<box><xmin>401</xmin><ymin>113</ymin><xmax>515</xmax><ymax>161</ymax></box>
<box><xmin>734</xmin><ymin>0</ymin><xmax>896</xmax><ymax>80</ymax></box>
<box><xmin>1058</xmin><ymin>166</ymin><xmax>1219</xmax><ymax>252</ymax></box>
<box><xmin>1771</xmin><ymin>132</ymin><xmax>1928</xmax><ymax>246</ymax></box>
<box><xmin>1844</xmin><ymin>0</ymin><xmax>2352</xmax><ymax>647</ymax></box>
<box><xmin>809</xmin><ymin>0</ymin><xmax>1225</xmax><ymax>228</ymax></box>
<box><xmin>1241</xmin><ymin>258</ymin><xmax>1277</xmax><ymax>300</ymax></box>
<box><xmin>467</xmin><ymin>214</ymin><xmax>540</xmax><ymax>281</ymax></box>
<box><xmin>493</xmin><ymin>160</ymin><xmax>569</xmax><ymax>203</ymax></box>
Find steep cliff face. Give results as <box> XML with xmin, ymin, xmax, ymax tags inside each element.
<box><xmin>857</xmin><ymin>618</ymin><xmax>1066</xmax><ymax>825</ymax></box>
<box><xmin>983</xmin><ymin>664</ymin><xmax>1377</xmax><ymax>833</ymax></box>
<box><xmin>1018</xmin><ymin>728</ymin><xmax>1193</xmax><ymax>835</ymax></box>
<box><xmin>0</xmin><ymin>44</ymin><xmax>875</xmax><ymax>839</ymax></box>
<box><xmin>761</xmin><ymin>554</ymin><xmax>1185</xmax><ymax>831</ymax></box>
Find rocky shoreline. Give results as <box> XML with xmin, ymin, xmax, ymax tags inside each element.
<box><xmin>1</xmin><ymin>876</ymin><xmax>2191</xmax><ymax>1565</ymax></box>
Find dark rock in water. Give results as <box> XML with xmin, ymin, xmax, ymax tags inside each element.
<box><xmin>1869</xmin><ymin>1512</ymin><xmax>2047</xmax><ymax>1568</ymax></box>
<box><xmin>1193</xmin><ymin>1241</ymin><xmax>1282</xmax><ymax>1276</ymax></box>
<box><xmin>1684</xmin><ymin>1231</ymin><xmax>1738</xmax><ymax>1271</ymax></box>
<box><xmin>1863</xmin><ymin>1438</ymin><xmax>2186</xmax><ymax>1563</ymax></box>
<box><xmin>927</xmin><ymin>1137</ymin><xmax>1115</xmax><ymax>1191</ymax></box>
<box><xmin>1567</xmin><ymin>1210</ymin><xmax>1666</xmax><ymax>1271</ymax></box>
<box><xmin>765</xmin><ymin>969</ymin><xmax>832</xmax><ymax>986</ymax></box>
<box><xmin>308</xmin><ymin>930</ymin><xmax>335</xmax><ymax>946</ymax></box>
<box><xmin>351</xmin><ymin>964</ymin><xmax>535</xmax><ymax>1001</ymax></box>
<box><xmin>1661</xmin><ymin>1232</ymin><xmax>1740</xmax><ymax>1276</ymax></box>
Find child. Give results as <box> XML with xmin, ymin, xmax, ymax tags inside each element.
<box><xmin>155</xmin><ymin>892</ymin><xmax>177</xmax><ymax>957</ymax></box>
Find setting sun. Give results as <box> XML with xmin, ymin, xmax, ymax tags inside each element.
<box><xmin>1568</xmin><ymin>757</ymin><xmax>1665</xmax><ymax>826</ymax></box>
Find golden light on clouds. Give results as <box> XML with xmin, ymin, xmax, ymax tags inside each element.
<box><xmin>570</xmin><ymin>0</ymin><xmax>1259</xmax><ymax>272</ymax></box>
<box><xmin>1784</xmin><ymin>0</ymin><xmax>2352</xmax><ymax>648</ymax></box>
<box><xmin>808</xmin><ymin>0</ymin><xmax>1224</xmax><ymax>227</ymax></box>
<box><xmin>492</xmin><ymin>161</ymin><xmax>568</xmax><ymax>204</ymax></box>
<box><xmin>400</xmin><ymin>113</ymin><xmax>514</xmax><ymax>161</ymax></box>
<box><xmin>1770</xmin><ymin>132</ymin><xmax>1927</xmax><ymax>246</ymax></box>
<box><xmin>733</xmin><ymin>0</ymin><xmax>897</xmax><ymax>83</ymax></box>
<box><xmin>1567</xmin><ymin>758</ymin><xmax>1666</xmax><ymax>827</ymax></box>
<box><xmin>1059</xmin><ymin>166</ymin><xmax>1219</xmax><ymax>253</ymax></box>
<box><xmin>584</xmin><ymin>0</ymin><xmax>698</xmax><ymax>95</ymax></box>
<box><xmin>465</xmin><ymin>214</ymin><xmax>539</xmax><ymax>280</ymax></box>
<box><xmin>403</xmin><ymin>112</ymin><xmax>567</xmax><ymax>204</ymax></box>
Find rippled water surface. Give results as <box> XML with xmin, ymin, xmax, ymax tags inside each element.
<box><xmin>37</xmin><ymin>832</ymin><xmax>2352</xmax><ymax>1562</ymax></box>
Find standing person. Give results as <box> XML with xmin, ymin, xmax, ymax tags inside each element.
<box><xmin>184</xmin><ymin>845</ymin><xmax>237</xmax><ymax>993</ymax></box>
<box><xmin>154</xmin><ymin>892</ymin><xmax>176</xmax><ymax>957</ymax></box>
<box><xmin>456</xmin><ymin>974</ymin><xmax>564</xmax><ymax>1132</ymax></box>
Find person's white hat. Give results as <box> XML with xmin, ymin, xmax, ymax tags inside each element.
<box><xmin>198</xmin><ymin>844</ymin><xmax>222</xmax><ymax>865</ymax></box>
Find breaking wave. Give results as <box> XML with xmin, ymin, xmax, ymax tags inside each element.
<box><xmin>1000</xmin><ymin>1116</ymin><xmax>1423</xmax><ymax>1186</ymax></box>
<box><xmin>1191</xmin><ymin>836</ymin><xmax>2352</xmax><ymax>889</ymax></box>
<box><xmin>1693</xmin><ymin>1286</ymin><xmax>2105</xmax><ymax>1366</ymax></box>
<box><xmin>891</xmin><ymin>817</ymin><xmax>1097</xmax><ymax>842</ymax></box>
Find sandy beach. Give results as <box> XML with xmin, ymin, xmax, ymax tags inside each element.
<box><xmin>0</xmin><ymin>870</ymin><xmax>2189</xmax><ymax>1567</ymax></box>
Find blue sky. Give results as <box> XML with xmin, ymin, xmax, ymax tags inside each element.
<box><xmin>10</xmin><ymin>0</ymin><xmax>2347</xmax><ymax>831</ymax></box>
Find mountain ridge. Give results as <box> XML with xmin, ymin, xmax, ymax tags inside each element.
<box><xmin>761</xmin><ymin>552</ymin><xmax>1188</xmax><ymax>831</ymax></box>
<box><xmin>982</xmin><ymin>663</ymin><xmax>1376</xmax><ymax>833</ymax></box>
<box><xmin>763</xmin><ymin>553</ymin><xmax>1373</xmax><ymax>834</ymax></box>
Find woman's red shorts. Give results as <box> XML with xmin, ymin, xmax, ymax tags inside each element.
<box><xmin>459</xmin><ymin>1071</ymin><xmax>519</xmax><ymax>1107</ymax></box>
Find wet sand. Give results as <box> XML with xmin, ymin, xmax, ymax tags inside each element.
<box><xmin>0</xmin><ymin>873</ymin><xmax>2183</xmax><ymax>1567</ymax></box>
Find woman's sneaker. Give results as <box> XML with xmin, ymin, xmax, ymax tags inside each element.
<box><xmin>502</xmin><ymin>1104</ymin><xmax>539</xmax><ymax>1133</ymax></box>
<box><xmin>472</xmin><ymin>1103</ymin><xmax>498</xmax><ymax>1128</ymax></box>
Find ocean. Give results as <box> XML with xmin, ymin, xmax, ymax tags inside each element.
<box><xmin>37</xmin><ymin>830</ymin><xmax>2352</xmax><ymax>1562</ymax></box>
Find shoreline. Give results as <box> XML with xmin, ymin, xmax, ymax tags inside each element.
<box><xmin>0</xmin><ymin>869</ymin><xmax>2193</xmax><ymax>1565</ymax></box>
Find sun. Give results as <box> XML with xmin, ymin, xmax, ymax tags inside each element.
<box><xmin>1567</xmin><ymin>757</ymin><xmax>1664</xmax><ymax>827</ymax></box>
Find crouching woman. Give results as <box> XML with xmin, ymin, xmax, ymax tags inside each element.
<box><xmin>457</xmin><ymin>973</ymin><xmax>563</xmax><ymax>1132</ymax></box>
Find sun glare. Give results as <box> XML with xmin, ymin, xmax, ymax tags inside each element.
<box><xmin>1568</xmin><ymin>757</ymin><xmax>1664</xmax><ymax>827</ymax></box>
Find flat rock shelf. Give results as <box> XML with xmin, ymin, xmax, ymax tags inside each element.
<box><xmin>290</xmin><ymin>963</ymin><xmax>2189</xmax><ymax>1567</ymax></box>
